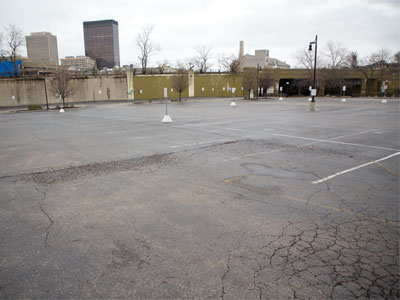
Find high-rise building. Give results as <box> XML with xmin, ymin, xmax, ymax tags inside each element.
<box><xmin>26</xmin><ymin>32</ymin><xmax>59</xmax><ymax>64</ymax></box>
<box><xmin>83</xmin><ymin>19</ymin><xmax>120</xmax><ymax>69</ymax></box>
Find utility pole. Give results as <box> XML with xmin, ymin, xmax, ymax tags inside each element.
<box><xmin>42</xmin><ymin>68</ymin><xmax>49</xmax><ymax>110</ymax></box>
<box><xmin>309</xmin><ymin>35</ymin><xmax>318</xmax><ymax>110</ymax></box>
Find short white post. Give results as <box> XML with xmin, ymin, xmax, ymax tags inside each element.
<box><xmin>341</xmin><ymin>86</ymin><xmax>346</xmax><ymax>102</ymax></box>
<box><xmin>279</xmin><ymin>86</ymin><xmax>283</xmax><ymax>100</ymax></box>
<box><xmin>230</xmin><ymin>88</ymin><xmax>236</xmax><ymax>106</ymax></box>
<box><xmin>162</xmin><ymin>87</ymin><xmax>173</xmax><ymax>122</ymax></box>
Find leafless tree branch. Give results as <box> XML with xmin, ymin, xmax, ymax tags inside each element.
<box><xmin>171</xmin><ymin>68</ymin><xmax>188</xmax><ymax>101</ymax></box>
<box><xmin>136</xmin><ymin>25</ymin><xmax>161</xmax><ymax>74</ymax></box>
<box><xmin>5</xmin><ymin>24</ymin><xmax>24</xmax><ymax>63</ymax></box>
<box><xmin>194</xmin><ymin>45</ymin><xmax>212</xmax><ymax>73</ymax></box>
<box><xmin>52</xmin><ymin>70</ymin><xmax>73</xmax><ymax>108</ymax></box>
<box><xmin>324</xmin><ymin>41</ymin><xmax>348</xmax><ymax>69</ymax></box>
<box><xmin>218</xmin><ymin>53</ymin><xmax>240</xmax><ymax>74</ymax></box>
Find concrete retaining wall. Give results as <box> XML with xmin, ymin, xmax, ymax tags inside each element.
<box><xmin>1</xmin><ymin>68</ymin><xmax>396</xmax><ymax>107</ymax></box>
<box><xmin>0</xmin><ymin>76</ymin><xmax>128</xmax><ymax>107</ymax></box>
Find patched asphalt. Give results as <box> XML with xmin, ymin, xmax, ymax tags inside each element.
<box><xmin>0</xmin><ymin>97</ymin><xmax>399</xmax><ymax>299</ymax></box>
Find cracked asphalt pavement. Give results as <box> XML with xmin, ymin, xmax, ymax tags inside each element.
<box><xmin>0</xmin><ymin>98</ymin><xmax>399</xmax><ymax>299</ymax></box>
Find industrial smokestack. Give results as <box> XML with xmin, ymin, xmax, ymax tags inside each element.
<box><xmin>239</xmin><ymin>41</ymin><xmax>244</xmax><ymax>58</ymax></box>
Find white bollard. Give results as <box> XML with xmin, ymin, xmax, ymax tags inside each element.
<box><xmin>162</xmin><ymin>115</ymin><xmax>173</xmax><ymax>123</ymax></box>
<box><xmin>279</xmin><ymin>97</ymin><xmax>283</xmax><ymax>101</ymax></box>
<box><xmin>59</xmin><ymin>108</ymin><xmax>65</xmax><ymax>113</ymax></box>
<box><xmin>381</xmin><ymin>99</ymin><xmax>387</xmax><ymax>104</ymax></box>
<box><xmin>341</xmin><ymin>99</ymin><xmax>346</xmax><ymax>103</ymax></box>
<box><xmin>230</xmin><ymin>101</ymin><xmax>236</xmax><ymax>106</ymax></box>
<box><xmin>308</xmin><ymin>97</ymin><xmax>312</xmax><ymax>102</ymax></box>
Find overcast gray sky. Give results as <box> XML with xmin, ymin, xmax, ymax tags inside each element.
<box><xmin>1</xmin><ymin>0</ymin><xmax>399</xmax><ymax>68</ymax></box>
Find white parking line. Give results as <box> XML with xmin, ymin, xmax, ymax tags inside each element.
<box><xmin>127</xmin><ymin>133</ymin><xmax>180</xmax><ymax>140</ymax></box>
<box><xmin>172</xmin><ymin>118</ymin><xmax>250</xmax><ymax>128</ymax></box>
<box><xmin>273</xmin><ymin>133</ymin><xmax>400</xmax><ymax>151</ymax></box>
<box><xmin>224</xmin><ymin>128</ymin><xmax>247</xmax><ymax>132</ymax></box>
<box><xmin>171</xmin><ymin>139</ymin><xmax>230</xmax><ymax>149</ymax></box>
<box><xmin>299</xmin><ymin>129</ymin><xmax>379</xmax><ymax>147</ymax></box>
<box><xmin>312</xmin><ymin>152</ymin><xmax>400</xmax><ymax>184</ymax></box>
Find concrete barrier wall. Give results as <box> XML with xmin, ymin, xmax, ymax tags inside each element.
<box><xmin>1</xmin><ymin>69</ymin><xmax>395</xmax><ymax>107</ymax></box>
<box><xmin>0</xmin><ymin>76</ymin><xmax>128</xmax><ymax>107</ymax></box>
<box><xmin>68</xmin><ymin>77</ymin><xmax>128</xmax><ymax>102</ymax></box>
<box><xmin>0</xmin><ymin>73</ymin><xmax>248</xmax><ymax>107</ymax></box>
<box><xmin>0</xmin><ymin>78</ymin><xmax>47</xmax><ymax>107</ymax></box>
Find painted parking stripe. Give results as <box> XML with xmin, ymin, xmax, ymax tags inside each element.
<box><xmin>273</xmin><ymin>133</ymin><xmax>400</xmax><ymax>151</ymax></box>
<box><xmin>171</xmin><ymin>139</ymin><xmax>230</xmax><ymax>149</ymax></box>
<box><xmin>299</xmin><ymin>129</ymin><xmax>378</xmax><ymax>147</ymax></box>
<box><xmin>312</xmin><ymin>152</ymin><xmax>400</xmax><ymax>184</ymax></box>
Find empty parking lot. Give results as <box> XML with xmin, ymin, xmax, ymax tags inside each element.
<box><xmin>0</xmin><ymin>97</ymin><xmax>399</xmax><ymax>299</ymax></box>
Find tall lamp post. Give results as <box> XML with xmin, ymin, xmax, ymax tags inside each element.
<box><xmin>256</xmin><ymin>63</ymin><xmax>261</xmax><ymax>100</ymax></box>
<box><xmin>308</xmin><ymin>35</ymin><xmax>318</xmax><ymax>110</ymax></box>
<box><xmin>40</xmin><ymin>68</ymin><xmax>49</xmax><ymax>110</ymax></box>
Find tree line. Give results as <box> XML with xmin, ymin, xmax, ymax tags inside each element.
<box><xmin>294</xmin><ymin>41</ymin><xmax>400</xmax><ymax>96</ymax></box>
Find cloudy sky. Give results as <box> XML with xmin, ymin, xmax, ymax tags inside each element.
<box><xmin>1</xmin><ymin>0</ymin><xmax>399</xmax><ymax>68</ymax></box>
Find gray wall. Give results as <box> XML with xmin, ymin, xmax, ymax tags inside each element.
<box><xmin>0</xmin><ymin>76</ymin><xmax>128</xmax><ymax>107</ymax></box>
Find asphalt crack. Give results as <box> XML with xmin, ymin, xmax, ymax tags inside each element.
<box><xmin>34</xmin><ymin>186</ymin><xmax>53</xmax><ymax>248</ymax></box>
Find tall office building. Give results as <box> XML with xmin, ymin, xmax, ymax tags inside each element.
<box><xmin>83</xmin><ymin>19</ymin><xmax>120</xmax><ymax>69</ymax></box>
<box><xmin>26</xmin><ymin>32</ymin><xmax>59</xmax><ymax>64</ymax></box>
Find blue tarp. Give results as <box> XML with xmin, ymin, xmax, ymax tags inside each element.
<box><xmin>0</xmin><ymin>60</ymin><xmax>22</xmax><ymax>77</ymax></box>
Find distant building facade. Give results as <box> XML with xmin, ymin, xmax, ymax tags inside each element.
<box><xmin>60</xmin><ymin>56</ymin><xmax>96</xmax><ymax>70</ymax></box>
<box><xmin>26</xmin><ymin>32</ymin><xmax>59</xmax><ymax>64</ymax></box>
<box><xmin>83</xmin><ymin>19</ymin><xmax>120</xmax><ymax>69</ymax></box>
<box><xmin>238</xmin><ymin>41</ymin><xmax>290</xmax><ymax>71</ymax></box>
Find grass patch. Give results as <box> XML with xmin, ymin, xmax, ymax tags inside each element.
<box><xmin>27</xmin><ymin>104</ymin><xmax>43</xmax><ymax>110</ymax></box>
<box><xmin>56</xmin><ymin>103</ymin><xmax>75</xmax><ymax>109</ymax></box>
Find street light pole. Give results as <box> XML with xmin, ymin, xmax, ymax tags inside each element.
<box><xmin>309</xmin><ymin>35</ymin><xmax>318</xmax><ymax>109</ymax></box>
<box><xmin>256</xmin><ymin>63</ymin><xmax>260</xmax><ymax>100</ymax></box>
<box><xmin>42</xmin><ymin>68</ymin><xmax>49</xmax><ymax>110</ymax></box>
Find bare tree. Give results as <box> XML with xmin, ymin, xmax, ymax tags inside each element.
<box><xmin>296</xmin><ymin>43</ymin><xmax>350</xmax><ymax>95</ymax></box>
<box><xmin>193</xmin><ymin>45</ymin><xmax>212</xmax><ymax>73</ymax></box>
<box><xmin>258</xmin><ymin>68</ymin><xmax>274</xmax><ymax>98</ymax></box>
<box><xmin>170</xmin><ymin>68</ymin><xmax>188</xmax><ymax>101</ymax></box>
<box><xmin>318</xmin><ymin>42</ymin><xmax>349</xmax><ymax>95</ymax></box>
<box><xmin>325</xmin><ymin>41</ymin><xmax>347</xmax><ymax>69</ymax></box>
<box><xmin>394</xmin><ymin>51</ymin><xmax>400</xmax><ymax>64</ymax></box>
<box><xmin>367</xmin><ymin>48</ymin><xmax>391</xmax><ymax>93</ymax></box>
<box><xmin>369</xmin><ymin>48</ymin><xmax>391</xmax><ymax>67</ymax></box>
<box><xmin>357</xmin><ymin>57</ymin><xmax>377</xmax><ymax>97</ymax></box>
<box><xmin>346</xmin><ymin>51</ymin><xmax>358</xmax><ymax>69</ymax></box>
<box><xmin>0</xmin><ymin>32</ymin><xmax>4</xmax><ymax>56</ymax></box>
<box><xmin>294</xmin><ymin>48</ymin><xmax>314</xmax><ymax>70</ymax></box>
<box><xmin>3</xmin><ymin>24</ymin><xmax>24</xmax><ymax>77</ymax></box>
<box><xmin>242</xmin><ymin>68</ymin><xmax>257</xmax><ymax>99</ymax></box>
<box><xmin>294</xmin><ymin>48</ymin><xmax>317</xmax><ymax>86</ymax></box>
<box><xmin>52</xmin><ymin>70</ymin><xmax>73</xmax><ymax>108</ymax></box>
<box><xmin>136</xmin><ymin>25</ymin><xmax>160</xmax><ymax>74</ymax></box>
<box><xmin>218</xmin><ymin>53</ymin><xmax>240</xmax><ymax>74</ymax></box>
